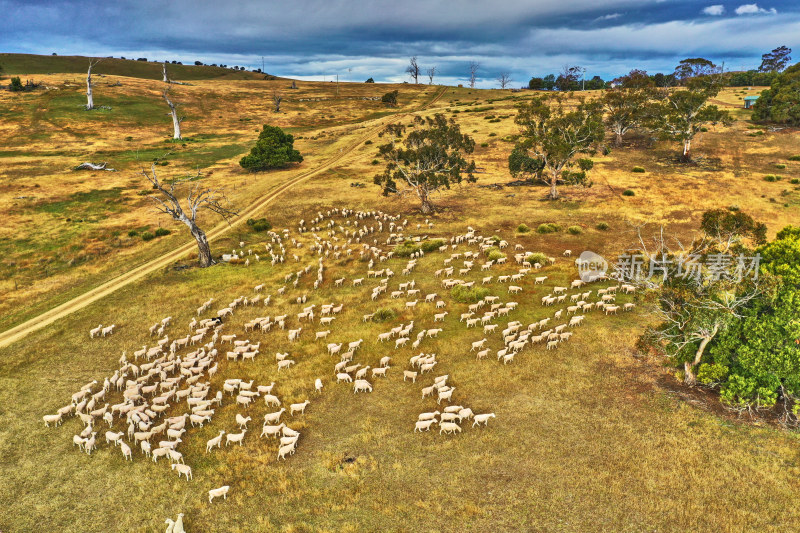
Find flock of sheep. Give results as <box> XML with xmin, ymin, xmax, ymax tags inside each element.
<box><xmin>43</xmin><ymin>206</ymin><xmax>634</xmax><ymax>514</ymax></box>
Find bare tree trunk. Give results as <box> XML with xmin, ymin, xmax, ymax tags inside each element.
<box><xmin>684</xmin><ymin>324</ymin><xmax>718</xmax><ymax>385</ymax></box>
<box><xmin>187</xmin><ymin>220</ymin><xmax>214</xmax><ymax>267</ymax></box>
<box><xmin>86</xmin><ymin>63</ymin><xmax>94</xmax><ymax>110</ymax></box>
<box><xmin>549</xmin><ymin>169</ymin><xmax>560</xmax><ymax>199</ymax></box>
<box><xmin>681</xmin><ymin>138</ymin><xmax>691</xmax><ymax>162</ymax></box>
<box><xmin>163</xmin><ymin>90</ymin><xmax>182</xmax><ymax>140</ymax></box>
<box><xmin>162</xmin><ymin>63</ymin><xmax>169</xmax><ymax>83</ymax></box>
<box><xmin>417</xmin><ymin>187</ymin><xmax>435</xmax><ymax>214</ymax></box>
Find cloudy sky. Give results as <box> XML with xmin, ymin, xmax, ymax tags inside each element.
<box><xmin>1</xmin><ymin>0</ymin><xmax>798</xmax><ymax>87</ymax></box>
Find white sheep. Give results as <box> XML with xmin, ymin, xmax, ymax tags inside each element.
<box><xmin>315</xmin><ymin>378</ymin><xmax>324</xmax><ymax>393</ymax></box>
<box><xmin>439</xmin><ymin>422</ymin><xmax>462</xmax><ymax>435</ymax></box>
<box><xmin>43</xmin><ymin>413</ymin><xmax>63</xmax><ymax>427</ymax></box>
<box><xmin>206</xmin><ymin>431</ymin><xmax>225</xmax><ymax>452</ymax></box>
<box><xmin>277</xmin><ymin>443</ymin><xmax>296</xmax><ymax>460</ymax></box>
<box><xmin>260</xmin><ymin>423</ymin><xmax>285</xmax><ymax>438</ymax></box>
<box><xmin>236</xmin><ymin>414</ymin><xmax>252</xmax><ymax>429</ymax></box>
<box><xmin>208</xmin><ymin>485</ymin><xmax>230</xmax><ymax>503</ymax></box>
<box><xmin>415</xmin><ymin>419</ymin><xmax>437</xmax><ymax>432</ymax></box>
<box><xmin>290</xmin><ymin>400</ymin><xmax>310</xmax><ymax>416</ymax></box>
<box><xmin>473</xmin><ymin>413</ymin><xmax>496</xmax><ymax>427</ymax></box>
<box><xmin>120</xmin><ymin>441</ymin><xmax>133</xmax><ymax>461</ymax></box>
<box><xmin>171</xmin><ymin>463</ymin><xmax>193</xmax><ymax>481</ymax></box>
<box><xmin>226</xmin><ymin>430</ymin><xmax>247</xmax><ymax>446</ymax></box>
<box><xmin>353</xmin><ymin>379</ymin><xmax>373</xmax><ymax>393</ymax></box>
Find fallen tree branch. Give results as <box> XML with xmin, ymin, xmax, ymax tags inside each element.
<box><xmin>74</xmin><ymin>162</ymin><xmax>117</xmax><ymax>171</ymax></box>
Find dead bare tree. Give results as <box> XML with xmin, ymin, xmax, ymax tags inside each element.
<box><xmin>406</xmin><ymin>56</ymin><xmax>421</xmax><ymax>84</ymax></box>
<box><xmin>162</xmin><ymin>63</ymin><xmax>170</xmax><ymax>83</ymax></box>
<box><xmin>85</xmin><ymin>59</ymin><xmax>101</xmax><ymax>110</ymax></box>
<box><xmin>427</xmin><ymin>66</ymin><xmax>437</xmax><ymax>85</ymax></box>
<box><xmin>273</xmin><ymin>92</ymin><xmax>283</xmax><ymax>112</ymax></box>
<box><xmin>142</xmin><ymin>163</ymin><xmax>238</xmax><ymax>267</ymax></box>
<box><xmin>163</xmin><ymin>87</ymin><xmax>183</xmax><ymax>140</ymax></box>
<box><xmin>468</xmin><ymin>61</ymin><xmax>480</xmax><ymax>88</ymax></box>
<box><xmin>497</xmin><ymin>72</ymin><xmax>511</xmax><ymax>89</ymax></box>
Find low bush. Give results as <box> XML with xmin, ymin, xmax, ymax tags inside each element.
<box><xmin>788</xmin><ymin>155</ymin><xmax>800</xmax><ymax>161</ymax></box>
<box><xmin>420</xmin><ymin>239</ymin><xmax>445</xmax><ymax>253</ymax></box>
<box><xmin>247</xmin><ymin>218</ymin><xmax>272</xmax><ymax>232</ymax></box>
<box><xmin>450</xmin><ymin>284</ymin><xmax>490</xmax><ymax>304</ymax></box>
<box><xmin>596</xmin><ymin>222</ymin><xmax>609</xmax><ymax>230</ymax></box>
<box><xmin>372</xmin><ymin>308</ymin><xmax>396</xmax><ymax>323</ymax></box>
<box><xmin>154</xmin><ymin>228</ymin><xmax>171</xmax><ymax>237</ymax></box>
<box><xmin>567</xmin><ymin>225</ymin><xmax>583</xmax><ymax>235</ymax></box>
<box><xmin>141</xmin><ymin>231</ymin><xmax>155</xmax><ymax>241</ymax></box>
<box><xmin>775</xmin><ymin>163</ymin><xmax>787</xmax><ymax>169</ymax></box>
<box><xmin>525</xmin><ymin>252</ymin><xmax>548</xmax><ymax>265</ymax></box>
<box><xmin>791</xmin><ymin>178</ymin><xmax>800</xmax><ymax>184</ymax></box>
<box><xmin>632</xmin><ymin>167</ymin><xmax>645</xmax><ymax>173</ymax></box>
<box><xmin>486</xmin><ymin>249</ymin><xmax>505</xmax><ymax>262</ymax></box>
<box><xmin>364</xmin><ymin>140</ymin><xmax>372</xmax><ymax>145</ymax></box>
<box><xmin>537</xmin><ymin>223</ymin><xmax>560</xmax><ymax>234</ymax></box>
<box><xmin>763</xmin><ymin>175</ymin><xmax>781</xmax><ymax>182</ymax></box>
<box><xmin>127</xmin><ymin>230</ymin><xmax>138</xmax><ymax>237</ymax></box>
<box><xmin>516</xmin><ymin>223</ymin><xmax>530</xmax><ymax>233</ymax></box>
<box><xmin>480</xmin><ymin>142</ymin><xmax>489</xmax><ymax>147</ymax></box>
<box><xmin>622</xmin><ymin>189</ymin><xmax>635</xmax><ymax>196</ymax></box>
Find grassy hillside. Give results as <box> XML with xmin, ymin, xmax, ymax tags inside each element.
<box><xmin>0</xmin><ymin>53</ymin><xmax>271</xmax><ymax>81</ymax></box>
<box><xmin>1</xmin><ymin>72</ymin><xmax>799</xmax><ymax>531</ymax></box>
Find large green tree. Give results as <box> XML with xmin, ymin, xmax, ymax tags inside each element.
<box><xmin>513</xmin><ymin>95</ymin><xmax>604</xmax><ymax>199</ymax></box>
<box><xmin>751</xmin><ymin>62</ymin><xmax>800</xmax><ymax>126</ymax></box>
<box><xmin>602</xmin><ymin>70</ymin><xmax>655</xmax><ymax>145</ymax></box>
<box><xmin>240</xmin><ymin>125</ymin><xmax>303</xmax><ymax>171</ymax></box>
<box><xmin>647</xmin><ymin>77</ymin><xmax>731</xmax><ymax>161</ymax></box>
<box><xmin>373</xmin><ymin>114</ymin><xmax>476</xmax><ymax>214</ymax></box>
<box><xmin>759</xmin><ymin>46</ymin><xmax>792</xmax><ymax>73</ymax></box>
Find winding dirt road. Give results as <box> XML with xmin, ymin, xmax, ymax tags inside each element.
<box><xmin>0</xmin><ymin>87</ymin><xmax>448</xmax><ymax>349</ymax></box>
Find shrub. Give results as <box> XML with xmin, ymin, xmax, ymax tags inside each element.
<box><xmin>602</xmin><ymin>146</ymin><xmax>612</xmax><ymax>156</ymax></box>
<box><xmin>154</xmin><ymin>228</ymin><xmax>171</xmax><ymax>237</ymax></box>
<box><xmin>239</xmin><ymin>125</ymin><xmax>303</xmax><ymax>171</ymax></box>
<box><xmin>567</xmin><ymin>225</ymin><xmax>583</xmax><ymax>235</ymax></box>
<box><xmin>246</xmin><ymin>218</ymin><xmax>272</xmax><ymax>232</ymax></box>
<box><xmin>788</xmin><ymin>155</ymin><xmax>800</xmax><ymax>161</ymax></box>
<box><xmin>364</xmin><ymin>140</ymin><xmax>372</xmax><ymax>145</ymax></box>
<box><xmin>450</xmin><ymin>284</ymin><xmax>490</xmax><ymax>303</ymax></box>
<box><xmin>9</xmin><ymin>77</ymin><xmax>23</xmax><ymax>91</ymax></box>
<box><xmin>537</xmin><ymin>223</ymin><xmax>560</xmax><ymax>234</ymax></box>
<box><xmin>516</xmin><ymin>223</ymin><xmax>530</xmax><ymax>233</ymax></box>
<box><xmin>632</xmin><ymin>166</ymin><xmax>645</xmax><ymax>173</ymax></box>
<box><xmin>775</xmin><ymin>163</ymin><xmax>787</xmax><ymax>169</ymax></box>
<box><xmin>480</xmin><ymin>142</ymin><xmax>489</xmax><ymax>148</ymax></box>
<box><xmin>791</xmin><ymin>178</ymin><xmax>800</xmax><ymax>184</ymax></box>
<box><xmin>419</xmin><ymin>239</ymin><xmax>445</xmax><ymax>253</ymax></box>
<box><xmin>596</xmin><ymin>222</ymin><xmax>609</xmax><ymax>230</ymax></box>
<box><xmin>372</xmin><ymin>308</ymin><xmax>395</xmax><ymax>322</ymax></box>
<box><xmin>525</xmin><ymin>252</ymin><xmax>548</xmax><ymax>265</ymax></box>
<box><xmin>622</xmin><ymin>189</ymin><xmax>635</xmax><ymax>196</ymax></box>
<box><xmin>763</xmin><ymin>175</ymin><xmax>780</xmax><ymax>182</ymax></box>
<box><xmin>748</xmin><ymin>131</ymin><xmax>764</xmax><ymax>136</ymax></box>
<box><xmin>127</xmin><ymin>230</ymin><xmax>138</xmax><ymax>237</ymax></box>
<box><xmin>728</xmin><ymin>205</ymin><xmax>740</xmax><ymax>211</ymax></box>
<box><xmin>381</xmin><ymin>90</ymin><xmax>399</xmax><ymax>107</ymax></box>
<box><xmin>141</xmin><ymin>231</ymin><xmax>155</xmax><ymax>241</ymax></box>
<box><xmin>371</xmin><ymin>159</ymin><xmax>380</xmax><ymax>165</ymax></box>
<box><xmin>488</xmin><ymin>132</ymin><xmax>497</xmax><ymax>137</ymax></box>
<box><xmin>486</xmin><ymin>249</ymin><xmax>505</xmax><ymax>262</ymax></box>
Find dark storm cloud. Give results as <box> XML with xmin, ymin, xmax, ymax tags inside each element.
<box><xmin>1</xmin><ymin>0</ymin><xmax>798</xmax><ymax>85</ymax></box>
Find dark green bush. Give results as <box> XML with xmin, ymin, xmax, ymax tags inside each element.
<box><xmin>450</xmin><ymin>284</ymin><xmax>490</xmax><ymax>303</ymax></box>
<box><xmin>127</xmin><ymin>230</ymin><xmax>138</xmax><ymax>237</ymax></box>
<box><xmin>141</xmin><ymin>231</ymin><xmax>155</xmax><ymax>241</ymax></box>
<box><xmin>364</xmin><ymin>140</ymin><xmax>372</xmax><ymax>145</ymax></box>
<box><xmin>791</xmin><ymin>178</ymin><xmax>800</xmax><ymax>184</ymax></box>
<box><xmin>486</xmin><ymin>249</ymin><xmax>505</xmax><ymax>262</ymax></box>
<box><xmin>525</xmin><ymin>252</ymin><xmax>548</xmax><ymax>265</ymax></box>
<box><xmin>537</xmin><ymin>223</ymin><xmax>560</xmax><ymax>234</ymax></box>
<box><xmin>517</xmin><ymin>223</ymin><xmax>530</xmax><ymax>233</ymax></box>
<box><xmin>9</xmin><ymin>77</ymin><xmax>23</xmax><ymax>91</ymax></box>
<box><xmin>419</xmin><ymin>239</ymin><xmax>445</xmax><ymax>253</ymax></box>
<box><xmin>371</xmin><ymin>159</ymin><xmax>380</xmax><ymax>165</ymax></box>
<box><xmin>775</xmin><ymin>163</ymin><xmax>787</xmax><ymax>169</ymax></box>
<box><xmin>763</xmin><ymin>175</ymin><xmax>780</xmax><ymax>182</ymax></box>
<box><xmin>480</xmin><ymin>142</ymin><xmax>489</xmax><ymax>148</ymax></box>
<box><xmin>632</xmin><ymin>167</ymin><xmax>645</xmax><ymax>173</ymax></box>
<box><xmin>154</xmin><ymin>228</ymin><xmax>171</xmax><ymax>237</ymax></box>
<box><xmin>381</xmin><ymin>90</ymin><xmax>399</xmax><ymax>107</ymax></box>
<box><xmin>788</xmin><ymin>155</ymin><xmax>800</xmax><ymax>161</ymax></box>
<box><xmin>372</xmin><ymin>308</ymin><xmax>396</xmax><ymax>322</ymax></box>
<box><xmin>622</xmin><ymin>189</ymin><xmax>635</xmax><ymax>196</ymax></box>
<box><xmin>596</xmin><ymin>222</ymin><xmax>609</xmax><ymax>230</ymax></box>
<box><xmin>567</xmin><ymin>225</ymin><xmax>583</xmax><ymax>235</ymax></box>
<box><xmin>239</xmin><ymin>125</ymin><xmax>303</xmax><ymax>171</ymax></box>
<box><xmin>246</xmin><ymin>218</ymin><xmax>272</xmax><ymax>232</ymax></box>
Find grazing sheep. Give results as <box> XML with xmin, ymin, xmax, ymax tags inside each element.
<box><xmin>105</xmin><ymin>431</ymin><xmax>124</xmax><ymax>445</ymax></box>
<box><xmin>437</xmin><ymin>387</ymin><xmax>455</xmax><ymax>404</ymax></box>
<box><xmin>315</xmin><ymin>378</ymin><xmax>324</xmax><ymax>393</ymax></box>
<box><xmin>290</xmin><ymin>400</ymin><xmax>311</xmax><ymax>416</ymax></box>
<box><xmin>354</xmin><ymin>379</ymin><xmax>373</xmax><ymax>393</ymax></box>
<box><xmin>439</xmin><ymin>422</ymin><xmax>462</xmax><ymax>435</ymax></box>
<box><xmin>43</xmin><ymin>413</ymin><xmax>63</xmax><ymax>427</ymax></box>
<box><xmin>208</xmin><ymin>485</ymin><xmax>230</xmax><ymax>503</ymax></box>
<box><xmin>403</xmin><ymin>371</ymin><xmax>417</xmax><ymax>383</ymax></box>
<box><xmin>206</xmin><ymin>431</ymin><xmax>225</xmax><ymax>452</ymax></box>
<box><xmin>415</xmin><ymin>419</ymin><xmax>437</xmax><ymax>432</ymax></box>
<box><xmin>277</xmin><ymin>443</ymin><xmax>296</xmax><ymax>460</ymax></box>
<box><xmin>226</xmin><ymin>430</ymin><xmax>247</xmax><ymax>446</ymax></box>
<box><xmin>120</xmin><ymin>441</ymin><xmax>133</xmax><ymax>461</ymax></box>
<box><xmin>171</xmin><ymin>463</ymin><xmax>193</xmax><ymax>481</ymax></box>
<box><xmin>473</xmin><ymin>413</ymin><xmax>496</xmax><ymax>427</ymax></box>
<box><xmin>372</xmin><ymin>367</ymin><xmax>389</xmax><ymax>378</ymax></box>
<box><xmin>236</xmin><ymin>414</ymin><xmax>252</xmax><ymax>429</ymax></box>
<box><xmin>260</xmin><ymin>423</ymin><xmax>285</xmax><ymax>438</ymax></box>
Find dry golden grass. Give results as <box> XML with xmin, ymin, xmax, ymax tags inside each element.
<box><xmin>1</xmin><ymin>75</ymin><xmax>799</xmax><ymax>531</ymax></box>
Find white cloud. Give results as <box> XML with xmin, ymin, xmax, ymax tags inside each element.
<box><xmin>702</xmin><ymin>5</ymin><xmax>725</xmax><ymax>15</ymax></box>
<box><xmin>735</xmin><ymin>3</ymin><xmax>777</xmax><ymax>15</ymax></box>
<box><xmin>596</xmin><ymin>13</ymin><xmax>622</xmax><ymax>21</ymax></box>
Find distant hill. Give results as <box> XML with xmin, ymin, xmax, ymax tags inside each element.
<box><xmin>0</xmin><ymin>53</ymin><xmax>276</xmax><ymax>81</ymax></box>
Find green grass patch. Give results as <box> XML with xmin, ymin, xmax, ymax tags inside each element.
<box><xmin>537</xmin><ymin>223</ymin><xmax>560</xmax><ymax>234</ymax></box>
<box><xmin>450</xmin><ymin>284</ymin><xmax>490</xmax><ymax>303</ymax></box>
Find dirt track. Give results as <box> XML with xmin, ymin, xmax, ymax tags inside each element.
<box><xmin>0</xmin><ymin>87</ymin><xmax>447</xmax><ymax>349</ymax></box>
